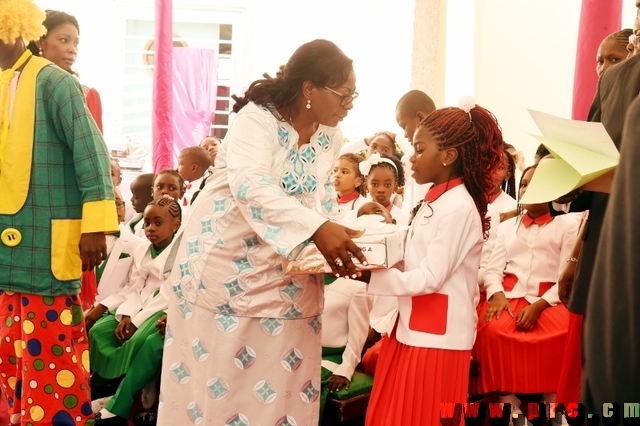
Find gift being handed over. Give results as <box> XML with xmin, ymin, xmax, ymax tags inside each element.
<box><xmin>283</xmin><ymin>208</ymin><xmax>407</xmax><ymax>275</ymax></box>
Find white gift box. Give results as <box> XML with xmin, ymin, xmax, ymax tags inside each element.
<box><xmin>282</xmin><ymin>216</ymin><xmax>407</xmax><ymax>276</ymax></box>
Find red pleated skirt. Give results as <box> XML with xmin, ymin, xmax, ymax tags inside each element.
<box><xmin>470</xmin><ymin>298</ymin><xmax>569</xmax><ymax>394</ymax></box>
<box><xmin>555</xmin><ymin>312</ymin><xmax>583</xmax><ymax>403</ymax></box>
<box><xmin>366</xmin><ymin>333</ymin><xmax>471</xmax><ymax>426</ymax></box>
<box><xmin>361</xmin><ymin>337</ymin><xmax>386</xmax><ymax>377</ymax></box>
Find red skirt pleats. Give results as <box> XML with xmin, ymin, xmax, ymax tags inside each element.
<box><xmin>555</xmin><ymin>312</ymin><xmax>583</xmax><ymax>403</ymax></box>
<box><xmin>361</xmin><ymin>337</ymin><xmax>385</xmax><ymax>377</ymax></box>
<box><xmin>366</xmin><ymin>333</ymin><xmax>471</xmax><ymax>426</ymax></box>
<box><xmin>471</xmin><ymin>298</ymin><xmax>570</xmax><ymax>394</ymax></box>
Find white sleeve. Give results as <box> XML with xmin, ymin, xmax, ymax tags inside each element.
<box><xmin>131</xmin><ymin>279</ymin><xmax>170</xmax><ymax>328</ymax></box>
<box><xmin>368</xmin><ymin>208</ymin><xmax>481</xmax><ymax>296</ymax></box>
<box><xmin>99</xmin><ymin>255</ymin><xmax>143</xmax><ymax>312</ymax></box>
<box><xmin>332</xmin><ymin>284</ymin><xmax>370</xmax><ymax>379</ymax></box>
<box><xmin>225</xmin><ymin>112</ymin><xmax>330</xmax><ymax>260</ymax></box>
<box><xmin>478</xmin><ymin>208</ymin><xmax>501</xmax><ymax>285</ymax></box>
<box><xmin>339</xmin><ymin>137</ymin><xmax>367</xmax><ymax>155</ymax></box>
<box><xmin>482</xmin><ymin>223</ymin><xmax>509</xmax><ymax>300</ymax></box>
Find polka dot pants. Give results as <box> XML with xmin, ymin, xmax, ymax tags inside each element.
<box><xmin>0</xmin><ymin>291</ymin><xmax>93</xmax><ymax>426</ymax></box>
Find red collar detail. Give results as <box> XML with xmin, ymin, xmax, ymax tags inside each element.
<box><xmin>385</xmin><ymin>202</ymin><xmax>393</xmax><ymax>211</ymax></box>
<box><xmin>424</xmin><ymin>177</ymin><xmax>464</xmax><ymax>202</ymax></box>
<box><xmin>522</xmin><ymin>211</ymin><xmax>553</xmax><ymax>228</ymax></box>
<box><xmin>338</xmin><ymin>190</ymin><xmax>359</xmax><ymax>204</ymax></box>
<box><xmin>489</xmin><ymin>191</ymin><xmax>501</xmax><ymax>204</ymax></box>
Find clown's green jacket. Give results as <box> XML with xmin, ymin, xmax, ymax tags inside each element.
<box><xmin>0</xmin><ymin>56</ymin><xmax>118</xmax><ymax>296</ymax></box>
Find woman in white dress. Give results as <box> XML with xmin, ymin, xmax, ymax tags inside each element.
<box><xmin>157</xmin><ymin>39</ymin><xmax>366</xmax><ymax>426</ymax></box>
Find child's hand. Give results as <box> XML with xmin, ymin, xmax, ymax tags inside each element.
<box><xmin>485</xmin><ymin>292</ymin><xmax>513</xmax><ymax>322</ymax></box>
<box><xmin>515</xmin><ymin>300</ymin><xmax>548</xmax><ymax>331</ymax></box>
<box><xmin>114</xmin><ymin>316</ymin><xmax>138</xmax><ymax>343</ymax></box>
<box><xmin>85</xmin><ymin>304</ymin><xmax>108</xmax><ymax>330</ymax></box>
<box><xmin>156</xmin><ymin>314</ymin><xmax>168</xmax><ymax>337</ymax></box>
<box><xmin>327</xmin><ymin>375</ymin><xmax>350</xmax><ymax>393</ymax></box>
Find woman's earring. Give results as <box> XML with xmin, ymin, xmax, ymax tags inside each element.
<box><xmin>38</xmin><ymin>49</ymin><xmax>43</xmax><ymax>55</ymax></box>
<box><xmin>306</xmin><ymin>99</ymin><xmax>311</xmax><ymax>109</ymax></box>
<box><xmin>442</xmin><ymin>162</ymin><xmax>447</xmax><ymax>167</ymax></box>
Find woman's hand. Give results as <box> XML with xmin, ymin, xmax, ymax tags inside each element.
<box><xmin>114</xmin><ymin>316</ymin><xmax>137</xmax><ymax>343</ymax></box>
<box><xmin>327</xmin><ymin>375</ymin><xmax>350</xmax><ymax>393</ymax></box>
<box><xmin>156</xmin><ymin>314</ymin><xmax>168</xmax><ymax>337</ymax></box>
<box><xmin>558</xmin><ymin>260</ymin><xmax>577</xmax><ymax>306</ymax></box>
<box><xmin>484</xmin><ymin>292</ymin><xmax>513</xmax><ymax>322</ymax></box>
<box><xmin>312</xmin><ymin>221</ymin><xmax>367</xmax><ymax>278</ymax></box>
<box><xmin>85</xmin><ymin>304</ymin><xmax>108</xmax><ymax>330</ymax></box>
<box><xmin>516</xmin><ymin>300</ymin><xmax>548</xmax><ymax>331</ymax></box>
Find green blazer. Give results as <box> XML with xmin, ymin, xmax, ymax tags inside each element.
<box><xmin>0</xmin><ymin>56</ymin><xmax>118</xmax><ymax>296</ymax></box>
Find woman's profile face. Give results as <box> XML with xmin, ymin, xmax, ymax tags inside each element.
<box><xmin>39</xmin><ymin>22</ymin><xmax>79</xmax><ymax>73</ymax></box>
<box><xmin>312</xmin><ymin>69</ymin><xmax>357</xmax><ymax>128</ymax></box>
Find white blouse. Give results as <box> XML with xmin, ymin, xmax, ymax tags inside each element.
<box><xmin>368</xmin><ymin>184</ymin><xmax>484</xmax><ymax>350</ymax></box>
<box><xmin>483</xmin><ymin>212</ymin><xmax>581</xmax><ymax>305</ymax></box>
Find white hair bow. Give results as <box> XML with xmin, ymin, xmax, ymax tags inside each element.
<box><xmin>359</xmin><ymin>152</ymin><xmax>398</xmax><ymax>177</ymax></box>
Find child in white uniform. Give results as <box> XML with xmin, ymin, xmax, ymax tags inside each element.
<box><xmin>473</xmin><ymin>165</ymin><xmax>580</xmax><ymax>418</ymax></box>
<box><xmin>87</xmin><ymin>197</ymin><xmax>182</xmax><ymax>425</ymax></box>
<box><xmin>334</xmin><ymin>153</ymin><xmax>368</xmax><ymax>217</ymax></box>
<box><xmin>364</xmin><ymin>100</ymin><xmax>505</xmax><ymax>426</ymax></box>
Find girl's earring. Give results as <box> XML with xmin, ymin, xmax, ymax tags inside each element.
<box><xmin>38</xmin><ymin>49</ymin><xmax>43</xmax><ymax>55</ymax></box>
<box><xmin>306</xmin><ymin>99</ymin><xmax>311</xmax><ymax>110</ymax></box>
<box><xmin>442</xmin><ymin>162</ymin><xmax>447</xmax><ymax>167</ymax></box>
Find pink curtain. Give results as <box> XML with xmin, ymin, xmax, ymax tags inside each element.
<box><xmin>572</xmin><ymin>0</ymin><xmax>622</xmax><ymax>120</ymax></box>
<box><xmin>152</xmin><ymin>0</ymin><xmax>173</xmax><ymax>172</ymax></box>
<box><xmin>172</xmin><ymin>47</ymin><xmax>218</xmax><ymax>157</ymax></box>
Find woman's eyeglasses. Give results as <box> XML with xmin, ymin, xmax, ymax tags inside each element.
<box><xmin>320</xmin><ymin>85</ymin><xmax>359</xmax><ymax>107</ymax></box>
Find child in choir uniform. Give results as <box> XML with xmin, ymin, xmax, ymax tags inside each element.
<box><xmin>84</xmin><ymin>188</ymin><xmax>145</xmax><ymax>317</ymax></box>
<box><xmin>355</xmin><ymin>202</ymin><xmax>398</xmax><ymax>377</ymax></box>
<box><xmin>334</xmin><ymin>153</ymin><xmax>367</xmax><ymax>217</ymax></box>
<box><xmin>350</xmin><ymin>153</ymin><xmax>409</xmax><ymax>225</ymax></box>
<box><xmin>473</xmin><ymin>165</ymin><xmax>580</xmax><ymax>417</ymax></box>
<box><xmin>152</xmin><ymin>169</ymin><xmax>185</xmax><ymax>203</ymax></box>
<box><xmin>81</xmin><ymin>188</ymin><xmax>145</xmax><ymax>311</ymax></box>
<box><xmin>363</xmin><ymin>99</ymin><xmax>505</xmax><ymax>426</ymax></box>
<box><xmin>87</xmin><ymin>197</ymin><xmax>182</xmax><ymax>425</ymax></box>
<box><xmin>176</xmin><ymin>146</ymin><xmax>213</xmax><ymax>207</ymax></box>
<box><xmin>125</xmin><ymin>173</ymin><xmax>155</xmax><ymax>238</ymax></box>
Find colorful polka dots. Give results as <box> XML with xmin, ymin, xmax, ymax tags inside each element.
<box><xmin>56</xmin><ymin>370</ymin><xmax>75</xmax><ymax>389</ymax></box>
<box><xmin>60</xmin><ymin>309</ymin><xmax>72</xmax><ymax>326</ymax></box>
<box><xmin>0</xmin><ymin>293</ymin><xmax>92</xmax><ymax>425</ymax></box>
<box><xmin>27</xmin><ymin>340</ymin><xmax>42</xmax><ymax>357</ymax></box>
<box><xmin>23</xmin><ymin>320</ymin><xmax>35</xmax><ymax>334</ymax></box>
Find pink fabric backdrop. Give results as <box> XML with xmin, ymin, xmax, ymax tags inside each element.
<box><xmin>152</xmin><ymin>0</ymin><xmax>173</xmax><ymax>172</ymax></box>
<box><xmin>172</xmin><ymin>47</ymin><xmax>218</xmax><ymax>158</ymax></box>
<box><xmin>572</xmin><ymin>0</ymin><xmax>622</xmax><ymax>120</ymax></box>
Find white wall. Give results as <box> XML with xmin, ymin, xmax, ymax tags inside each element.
<box><xmin>241</xmin><ymin>0</ymin><xmax>415</xmax><ymax>140</ymax></box>
<box><xmin>35</xmin><ymin>0</ymin><xmax>414</xmax><ymax>144</ymax></box>
<box><xmin>34</xmin><ymin>0</ymin><xmax>639</xmax><ymax>160</ymax></box>
<box><xmin>466</xmin><ymin>0</ymin><xmax>639</xmax><ymax>167</ymax></box>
